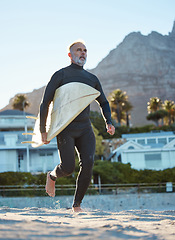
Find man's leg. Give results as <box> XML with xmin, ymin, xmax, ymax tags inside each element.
<box><xmin>73</xmin><ymin>128</ymin><xmax>95</xmax><ymax>211</ymax></box>
<box><xmin>46</xmin><ymin>131</ymin><xmax>75</xmax><ymax>197</ymax></box>
<box><xmin>45</xmin><ymin>171</ymin><xmax>56</xmax><ymax>197</ymax></box>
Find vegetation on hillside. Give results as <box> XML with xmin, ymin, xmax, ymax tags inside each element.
<box><xmin>1</xmin><ymin>162</ymin><xmax>175</xmax><ymax>187</ymax></box>
<box><xmin>147</xmin><ymin>97</ymin><xmax>175</xmax><ymax>126</ymax></box>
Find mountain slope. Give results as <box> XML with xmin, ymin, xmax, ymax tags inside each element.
<box><xmin>90</xmin><ymin>21</ymin><xmax>175</xmax><ymax>126</ymax></box>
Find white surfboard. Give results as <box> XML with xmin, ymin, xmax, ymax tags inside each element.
<box><xmin>22</xmin><ymin>82</ymin><xmax>100</xmax><ymax>148</ymax></box>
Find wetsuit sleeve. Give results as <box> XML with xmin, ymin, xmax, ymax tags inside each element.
<box><xmin>40</xmin><ymin>70</ymin><xmax>63</xmax><ymax>133</ymax></box>
<box><xmin>95</xmin><ymin>78</ymin><xmax>112</xmax><ymax>125</ymax></box>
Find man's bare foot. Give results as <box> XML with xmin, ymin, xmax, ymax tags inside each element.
<box><xmin>45</xmin><ymin>172</ymin><xmax>55</xmax><ymax>197</ymax></box>
<box><xmin>72</xmin><ymin>206</ymin><xmax>83</xmax><ymax>212</ymax></box>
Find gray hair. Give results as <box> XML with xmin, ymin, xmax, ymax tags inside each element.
<box><xmin>68</xmin><ymin>40</ymin><xmax>86</xmax><ymax>53</ymax></box>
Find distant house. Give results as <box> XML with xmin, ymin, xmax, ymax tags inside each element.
<box><xmin>0</xmin><ymin>110</ymin><xmax>60</xmax><ymax>173</ymax></box>
<box><xmin>110</xmin><ymin>131</ymin><xmax>175</xmax><ymax>170</ymax></box>
<box><xmin>0</xmin><ymin>109</ymin><xmax>35</xmax><ymax>131</ymax></box>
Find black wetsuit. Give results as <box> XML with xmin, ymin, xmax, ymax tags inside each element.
<box><xmin>40</xmin><ymin>63</ymin><xmax>112</xmax><ymax>207</ymax></box>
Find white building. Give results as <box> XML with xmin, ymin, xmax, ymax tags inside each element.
<box><xmin>111</xmin><ymin>131</ymin><xmax>175</xmax><ymax>170</ymax></box>
<box><xmin>0</xmin><ymin>110</ymin><xmax>60</xmax><ymax>173</ymax></box>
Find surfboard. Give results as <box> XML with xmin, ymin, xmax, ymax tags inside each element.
<box><xmin>22</xmin><ymin>82</ymin><xmax>100</xmax><ymax>148</ymax></box>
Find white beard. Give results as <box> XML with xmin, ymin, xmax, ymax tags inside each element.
<box><xmin>72</xmin><ymin>55</ymin><xmax>86</xmax><ymax>66</ymax></box>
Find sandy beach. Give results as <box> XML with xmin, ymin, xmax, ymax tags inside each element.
<box><xmin>0</xmin><ymin>194</ymin><xmax>175</xmax><ymax>240</ymax></box>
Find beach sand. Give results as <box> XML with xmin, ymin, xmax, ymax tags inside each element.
<box><xmin>0</xmin><ymin>207</ymin><xmax>175</xmax><ymax>239</ymax></box>
<box><xmin>0</xmin><ymin>194</ymin><xmax>175</xmax><ymax>239</ymax></box>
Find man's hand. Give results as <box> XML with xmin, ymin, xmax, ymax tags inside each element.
<box><xmin>107</xmin><ymin>124</ymin><xmax>115</xmax><ymax>135</ymax></box>
<box><xmin>41</xmin><ymin>132</ymin><xmax>50</xmax><ymax>144</ymax></box>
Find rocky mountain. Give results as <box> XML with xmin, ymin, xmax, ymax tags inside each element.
<box><xmin>90</xmin><ymin>21</ymin><xmax>175</xmax><ymax>126</ymax></box>
<box><xmin>1</xmin><ymin>21</ymin><xmax>175</xmax><ymax>126</ymax></box>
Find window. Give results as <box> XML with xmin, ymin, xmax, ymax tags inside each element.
<box><xmin>147</xmin><ymin>138</ymin><xmax>156</xmax><ymax>144</ymax></box>
<box><xmin>137</xmin><ymin>139</ymin><xmax>145</xmax><ymax>145</ymax></box>
<box><xmin>39</xmin><ymin>152</ymin><xmax>53</xmax><ymax>157</ymax></box>
<box><xmin>145</xmin><ymin>153</ymin><xmax>161</xmax><ymax>161</ymax></box>
<box><xmin>128</xmin><ymin>146</ymin><xmax>135</xmax><ymax>150</ymax></box>
<box><xmin>158</xmin><ymin>138</ymin><xmax>167</xmax><ymax>144</ymax></box>
<box><xmin>18</xmin><ymin>153</ymin><xmax>24</xmax><ymax>170</ymax></box>
<box><xmin>169</xmin><ymin>137</ymin><xmax>175</xmax><ymax>142</ymax></box>
<box><xmin>145</xmin><ymin>153</ymin><xmax>161</xmax><ymax>169</ymax></box>
<box><xmin>18</xmin><ymin>153</ymin><xmax>24</xmax><ymax>161</ymax></box>
<box><xmin>38</xmin><ymin>152</ymin><xmax>54</xmax><ymax>173</ymax></box>
<box><xmin>39</xmin><ymin>153</ymin><xmax>45</xmax><ymax>157</ymax></box>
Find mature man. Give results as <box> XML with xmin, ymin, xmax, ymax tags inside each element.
<box><xmin>40</xmin><ymin>41</ymin><xmax>115</xmax><ymax>212</ymax></box>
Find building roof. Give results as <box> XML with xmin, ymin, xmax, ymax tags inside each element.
<box><xmin>0</xmin><ymin>109</ymin><xmax>34</xmax><ymax>116</ymax></box>
<box><xmin>112</xmin><ymin>140</ymin><xmax>145</xmax><ymax>154</ymax></box>
<box><xmin>122</xmin><ymin>131</ymin><xmax>175</xmax><ymax>139</ymax></box>
<box><xmin>112</xmin><ymin>135</ymin><xmax>175</xmax><ymax>156</ymax></box>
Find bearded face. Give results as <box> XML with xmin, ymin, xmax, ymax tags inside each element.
<box><xmin>71</xmin><ymin>54</ymin><xmax>87</xmax><ymax>66</ymax></box>
<box><xmin>69</xmin><ymin>42</ymin><xmax>87</xmax><ymax>67</ymax></box>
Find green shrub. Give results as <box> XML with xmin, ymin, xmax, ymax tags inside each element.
<box><xmin>1</xmin><ymin>162</ymin><xmax>175</xmax><ymax>196</ymax></box>
<box><xmin>93</xmin><ymin>160</ymin><xmax>175</xmax><ymax>184</ymax></box>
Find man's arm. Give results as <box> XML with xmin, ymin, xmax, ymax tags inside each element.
<box><xmin>40</xmin><ymin>74</ymin><xmax>58</xmax><ymax>133</ymax></box>
<box><xmin>94</xmin><ymin>78</ymin><xmax>115</xmax><ymax>135</ymax></box>
<box><xmin>40</xmin><ymin>70</ymin><xmax>63</xmax><ymax>143</ymax></box>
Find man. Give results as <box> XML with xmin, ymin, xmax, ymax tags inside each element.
<box><xmin>40</xmin><ymin>41</ymin><xmax>115</xmax><ymax>212</ymax></box>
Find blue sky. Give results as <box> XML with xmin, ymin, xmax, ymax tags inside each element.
<box><xmin>0</xmin><ymin>0</ymin><xmax>175</xmax><ymax>110</ymax></box>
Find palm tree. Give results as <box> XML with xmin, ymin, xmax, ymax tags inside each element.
<box><xmin>147</xmin><ymin>97</ymin><xmax>164</xmax><ymax>126</ymax></box>
<box><xmin>122</xmin><ymin>101</ymin><xmax>133</xmax><ymax>127</ymax></box>
<box><xmin>147</xmin><ymin>109</ymin><xmax>168</xmax><ymax>126</ymax></box>
<box><xmin>12</xmin><ymin>94</ymin><xmax>30</xmax><ymax>111</ymax></box>
<box><xmin>147</xmin><ymin>97</ymin><xmax>162</xmax><ymax>113</ymax></box>
<box><xmin>171</xmin><ymin>105</ymin><xmax>175</xmax><ymax>123</ymax></box>
<box><xmin>108</xmin><ymin>89</ymin><xmax>131</xmax><ymax>126</ymax></box>
<box><xmin>163</xmin><ymin>100</ymin><xmax>175</xmax><ymax>125</ymax></box>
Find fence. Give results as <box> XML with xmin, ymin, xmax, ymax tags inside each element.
<box><xmin>0</xmin><ymin>182</ymin><xmax>174</xmax><ymax>197</ymax></box>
